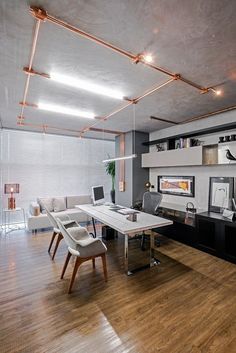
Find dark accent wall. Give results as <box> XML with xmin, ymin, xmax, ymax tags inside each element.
<box><xmin>115</xmin><ymin>131</ymin><xmax>149</xmax><ymax>207</ymax></box>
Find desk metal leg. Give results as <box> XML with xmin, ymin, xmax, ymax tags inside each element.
<box><xmin>91</xmin><ymin>217</ymin><xmax>97</xmax><ymax>238</ymax></box>
<box><xmin>124</xmin><ymin>231</ymin><xmax>159</xmax><ymax>275</ymax></box>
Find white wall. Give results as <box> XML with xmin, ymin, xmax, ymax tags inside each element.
<box><xmin>0</xmin><ymin>129</ymin><xmax>114</xmax><ymax>223</ymax></box>
<box><xmin>149</xmin><ymin>111</ymin><xmax>236</xmax><ymax>210</ymax></box>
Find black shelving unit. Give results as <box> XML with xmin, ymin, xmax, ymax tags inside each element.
<box><xmin>143</xmin><ymin>121</ymin><xmax>236</xmax><ymax>147</ymax></box>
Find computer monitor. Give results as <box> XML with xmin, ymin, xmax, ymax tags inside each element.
<box><xmin>92</xmin><ymin>185</ymin><xmax>105</xmax><ymax>205</ymax></box>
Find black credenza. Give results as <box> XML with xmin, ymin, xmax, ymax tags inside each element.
<box><xmin>156</xmin><ymin>207</ymin><xmax>236</xmax><ymax>264</ymax></box>
<box><xmin>196</xmin><ymin>212</ymin><xmax>236</xmax><ymax>264</ymax></box>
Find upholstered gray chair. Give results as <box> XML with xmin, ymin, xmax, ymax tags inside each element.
<box><xmin>44</xmin><ymin>206</ymin><xmax>78</xmax><ymax>260</ymax></box>
<box><xmin>57</xmin><ymin>219</ymin><xmax>108</xmax><ymax>294</ymax></box>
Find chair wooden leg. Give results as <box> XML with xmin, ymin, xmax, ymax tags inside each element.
<box><xmin>92</xmin><ymin>258</ymin><xmax>95</xmax><ymax>268</ymax></box>
<box><xmin>101</xmin><ymin>253</ymin><xmax>108</xmax><ymax>282</ymax></box>
<box><xmin>68</xmin><ymin>257</ymin><xmax>81</xmax><ymax>294</ymax></box>
<box><xmin>48</xmin><ymin>231</ymin><xmax>57</xmax><ymax>253</ymax></box>
<box><xmin>52</xmin><ymin>233</ymin><xmax>63</xmax><ymax>260</ymax></box>
<box><xmin>61</xmin><ymin>251</ymin><xmax>72</xmax><ymax>279</ymax></box>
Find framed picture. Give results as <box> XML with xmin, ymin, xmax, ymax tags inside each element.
<box><xmin>208</xmin><ymin>177</ymin><xmax>234</xmax><ymax>213</ymax></box>
<box><xmin>157</xmin><ymin>176</ymin><xmax>195</xmax><ymax>197</ymax></box>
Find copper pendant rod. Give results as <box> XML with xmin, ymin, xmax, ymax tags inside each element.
<box><xmin>29</xmin><ymin>6</ymin><xmax>209</xmax><ymax>93</ymax></box>
<box><xmin>150</xmin><ymin>115</ymin><xmax>179</xmax><ymax>125</ymax></box>
<box><xmin>182</xmin><ymin>105</ymin><xmax>236</xmax><ymax>124</ymax></box>
<box><xmin>19</xmin><ymin>19</ymin><xmax>41</xmax><ymax>120</ymax></box>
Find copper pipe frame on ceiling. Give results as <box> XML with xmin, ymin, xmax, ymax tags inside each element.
<box><xmin>29</xmin><ymin>6</ymin><xmax>211</xmax><ymax>93</ymax></box>
<box><xmin>18</xmin><ymin>6</ymin><xmax>222</xmax><ymax>138</ymax></box>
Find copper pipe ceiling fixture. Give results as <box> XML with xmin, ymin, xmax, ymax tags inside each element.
<box><xmin>29</xmin><ymin>6</ymin><xmax>219</xmax><ymax>94</ymax></box>
<box><xmin>18</xmin><ymin>6</ymin><xmax>224</xmax><ymax>138</ymax></box>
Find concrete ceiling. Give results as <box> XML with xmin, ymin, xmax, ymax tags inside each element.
<box><xmin>0</xmin><ymin>0</ymin><xmax>236</xmax><ymax>141</ymax></box>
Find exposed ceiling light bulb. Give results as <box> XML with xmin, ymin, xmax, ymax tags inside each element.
<box><xmin>50</xmin><ymin>72</ymin><xmax>124</xmax><ymax>100</ymax></box>
<box><xmin>38</xmin><ymin>102</ymin><xmax>95</xmax><ymax>119</ymax></box>
<box><xmin>143</xmin><ymin>54</ymin><xmax>153</xmax><ymax>63</ymax></box>
<box><xmin>215</xmin><ymin>89</ymin><xmax>222</xmax><ymax>96</ymax></box>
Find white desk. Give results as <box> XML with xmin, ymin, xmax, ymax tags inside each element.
<box><xmin>76</xmin><ymin>204</ymin><xmax>172</xmax><ymax>275</ymax></box>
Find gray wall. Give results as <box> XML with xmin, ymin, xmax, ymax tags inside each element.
<box><xmin>0</xmin><ymin>129</ymin><xmax>114</xmax><ymax>224</ymax></box>
<box><xmin>149</xmin><ymin>110</ymin><xmax>236</xmax><ymax>210</ymax></box>
<box><xmin>115</xmin><ymin>131</ymin><xmax>149</xmax><ymax>207</ymax></box>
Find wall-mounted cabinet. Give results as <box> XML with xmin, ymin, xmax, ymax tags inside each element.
<box><xmin>142</xmin><ymin>146</ymin><xmax>203</xmax><ymax>168</ymax></box>
<box><xmin>142</xmin><ymin>141</ymin><xmax>236</xmax><ymax>168</ymax></box>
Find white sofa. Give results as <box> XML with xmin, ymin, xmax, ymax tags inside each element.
<box><xmin>27</xmin><ymin>195</ymin><xmax>91</xmax><ymax>231</ymax></box>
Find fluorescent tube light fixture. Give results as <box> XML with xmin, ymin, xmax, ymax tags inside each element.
<box><xmin>38</xmin><ymin>102</ymin><xmax>95</xmax><ymax>119</ymax></box>
<box><xmin>102</xmin><ymin>154</ymin><xmax>137</xmax><ymax>163</ymax></box>
<box><xmin>50</xmin><ymin>72</ymin><xmax>124</xmax><ymax>100</ymax></box>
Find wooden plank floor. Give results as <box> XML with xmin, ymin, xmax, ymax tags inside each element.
<box><xmin>0</xmin><ymin>228</ymin><xmax>236</xmax><ymax>353</ymax></box>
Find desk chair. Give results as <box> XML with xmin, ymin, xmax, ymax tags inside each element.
<box><xmin>141</xmin><ymin>191</ymin><xmax>163</xmax><ymax>250</ymax></box>
<box><xmin>57</xmin><ymin>219</ymin><xmax>108</xmax><ymax>293</ymax></box>
<box><xmin>45</xmin><ymin>207</ymin><xmax>78</xmax><ymax>260</ymax></box>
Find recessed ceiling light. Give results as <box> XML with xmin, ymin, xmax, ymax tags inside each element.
<box><xmin>38</xmin><ymin>102</ymin><xmax>95</xmax><ymax>119</ymax></box>
<box><xmin>50</xmin><ymin>72</ymin><xmax>124</xmax><ymax>100</ymax></box>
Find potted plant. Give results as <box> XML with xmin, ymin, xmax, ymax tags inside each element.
<box><xmin>105</xmin><ymin>160</ymin><xmax>115</xmax><ymax>203</ymax></box>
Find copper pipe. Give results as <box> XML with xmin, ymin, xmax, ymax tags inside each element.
<box><xmin>29</xmin><ymin>6</ymin><xmax>210</xmax><ymax>93</ymax></box>
<box><xmin>30</xmin><ymin>7</ymin><xmax>135</xmax><ymax>61</ymax></box>
<box><xmin>150</xmin><ymin>115</ymin><xmax>179</xmax><ymax>125</ymax></box>
<box><xmin>18</xmin><ymin>118</ymin><xmax>122</xmax><ymax>135</ymax></box>
<box><xmin>73</xmin><ymin>78</ymin><xmax>174</xmax><ymax>136</ymax></box>
<box><xmin>19</xmin><ymin>19</ymin><xmax>41</xmax><ymax>119</ymax></box>
<box><xmin>90</xmin><ymin>127</ymin><xmax>122</xmax><ymax>134</ymax></box>
<box><xmin>182</xmin><ymin>105</ymin><xmax>236</xmax><ymax>124</ymax></box>
<box><xmin>133</xmin><ymin>78</ymin><xmax>175</xmax><ymax>103</ymax></box>
<box><xmin>23</xmin><ymin>67</ymin><xmax>50</xmax><ymax>79</ymax></box>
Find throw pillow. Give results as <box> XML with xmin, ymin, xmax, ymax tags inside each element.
<box><xmin>38</xmin><ymin>198</ymin><xmax>54</xmax><ymax>213</ymax></box>
<box><xmin>53</xmin><ymin>197</ymin><xmax>66</xmax><ymax>212</ymax></box>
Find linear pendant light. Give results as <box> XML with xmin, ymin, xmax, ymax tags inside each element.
<box><xmin>102</xmin><ymin>154</ymin><xmax>137</xmax><ymax>163</ymax></box>
<box><xmin>38</xmin><ymin>102</ymin><xmax>95</xmax><ymax>119</ymax></box>
<box><xmin>50</xmin><ymin>72</ymin><xmax>124</xmax><ymax>100</ymax></box>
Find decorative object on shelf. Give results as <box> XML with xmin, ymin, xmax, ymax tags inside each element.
<box><xmin>219</xmin><ymin>136</ymin><xmax>224</xmax><ymax>143</ymax></box>
<box><xmin>208</xmin><ymin>177</ymin><xmax>234</xmax><ymax>213</ymax></box>
<box><xmin>4</xmin><ymin>183</ymin><xmax>20</xmax><ymax>209</ymax></box>
<box><xmin>105</xmin><ymin>159</ymin><xmax>115</xmax><ymax>203</ymax></box>
<box><xmin>158</xmin><ymin>176</ymin><xmax>195</xmax><ymax>197</ymax></box>
<box><xmin>225</xmin><ymin>135</ymin><xmax>230</xmax><ymax>142</ymax></box>
<box><xmin>226</xmin><ymin>149</ymin><xmax>236</xmax><ymax>161</ymax></box>
<box><xmin>155</xmin><ymin>143</ymin><xmax>165</xmax><ymax>152</ymax></box>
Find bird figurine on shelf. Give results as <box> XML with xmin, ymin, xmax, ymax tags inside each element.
<box><xmin>226</xmin><ymin>149</ymin><xmax>236</xmax><ymax>161</ymax></box>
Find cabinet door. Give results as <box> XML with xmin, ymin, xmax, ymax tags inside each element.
<box><xmin>197</xmin><ymin>217</ymin><xmax>216</xmax><ymax>253</ymax></box>
<box><xmin>223</xmin><ymin>225</ymin><xmax>236</xmax><ymax>262</ymax></box>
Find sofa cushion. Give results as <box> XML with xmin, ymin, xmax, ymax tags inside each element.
<box><xmin>37</xmin><ymin>197</ymin><xmax>54</xmax><ymax>213</ymax></box>
<box><xmin>53</xmin><ymin>197</ymin><xmax>66</xmax><ymax>212</ymax></box>
<box><xmin>66</xmin><ymin>195</ymin><xmax>91</xmax><ymax>209</ymax></box>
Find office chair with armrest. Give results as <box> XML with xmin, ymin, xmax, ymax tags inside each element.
<box><xmin>141</xmin><ymin>191</ymin><xmax>163</xmax><ymax>250</ymax></box>
<box><xmin>57</xmin><ymin>219</ymin><xmax>108</xmax><ymax>294</ymax></box>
